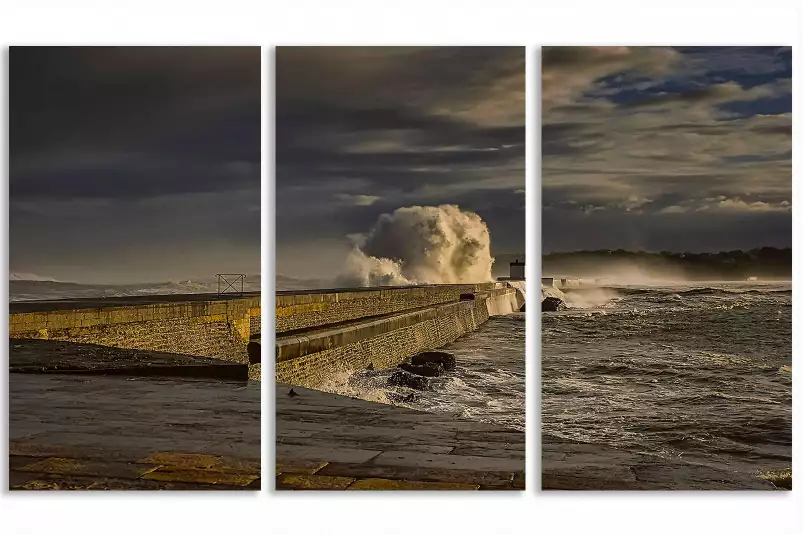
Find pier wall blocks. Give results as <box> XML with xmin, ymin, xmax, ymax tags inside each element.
<box><xmin>275</xmin><ymin>288</ymin><xmax>519</xmax><ymax>388</ymax></box>
<box><xmin>485</xmin><ymin>288</ymin><xmax>524</xmax><ymax>315</ymax></box>
<box><xmin>9</xmin><ymin>297</ymin><xmax>261</xmax><ymax>363</ymax></box>
<box><xmin>276</xmin><ymin>282</ymin><xmax>504</xmax><ymax>334</ymax></box>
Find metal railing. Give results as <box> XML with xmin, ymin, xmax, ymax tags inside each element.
<box><xmin>216</xmin><ymin>273</ymin><xmax>246</xmax><ymax>297</ymax></box>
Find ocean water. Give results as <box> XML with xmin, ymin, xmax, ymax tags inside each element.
<box><xmin>320</xmin><ymin>313</ymin><xmax>526</xmax><ymax>431</ymax></box>
<box><xmin>542</xmin><ymin>282</ymin><xmax>792</xmax><ymax>476</ymax></box>
<box><xmin>9</xmin><ymin>278</ymin><xmax>261</xmax><ymax>302</ymax></box>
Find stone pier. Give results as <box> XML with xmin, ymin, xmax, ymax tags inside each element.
<box><xmin>274</xmin><ymin>283</ymin><xmax>526</xmax><ymax>490</ymax></box>
<box><xmin>275</xmin><ymin>283</ymin><xmax>523</xmax><ymax>388</ymax></box>
<box><xmin>9</xmin><ymin>292</ymin><xmax>261</xmax><ymax>365</ymax></box>
<box><xmin>8</xmin><ymin>292</ymin><xmax>262</xmax><ymax>490</ymax></box>
<box><xmin>10</xmin><ymin>374</ymin><xmax>260</xmax><ymax>490</ymax></box>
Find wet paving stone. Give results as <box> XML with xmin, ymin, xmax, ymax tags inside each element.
<box><xmin>16</xmin><ymin>457</ymin><xmax>160</xmax><ymax>479</ymax></box>
<box><xmin>275</xmin><ymin>459</ymin><xmax>329</xmax><ymax>476</ymax></box>
<box><xmin>9</xmin><ymin>374</ymin><xmax>260</xmax><ymax>491</ymax></box>
<box><xmin>346</xmin><ymin>478</ymin><xmax>480</xmax><ymax>490</ymax></box>
<box><xmin>142</xmin><ymin>467</ymin><xmax>258</xmax><ymax>486</ymax></box>
<box><xmin>13</xmin><ymin>473</ymin><xmax>247</xmax><ymax>491</ymax></box>
<box><xmin>276</xmin><ymin>474</ymin><xmax>355</xmax><ymax>490</ymax></box>
<box><xmin>317</xmin><ymin>462</ymin><xmax>516</xmax><ymax>487</ymax></box>
<box><xmin>276</xmin><ymin>384</ymin><xmax>524</xmax><ymax>490</ymax></box>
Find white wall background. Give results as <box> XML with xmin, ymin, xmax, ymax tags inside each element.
<box><xmin>1</xmin><ymin>1</ymin><xmax>800</xmax><ymax>534</ymax></box>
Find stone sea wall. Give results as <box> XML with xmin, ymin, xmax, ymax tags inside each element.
<box><xmin>276</xmin><ymin>287</ymin><xmax>521</xmax><ymax>388</ymax></box>
<box><xmin>276</xmin><ymin>283</ymin><xmax>502</xmax><ymax>334</ymax></box>
<box><xmin>9</xmin><ymin>296</ymin><xmax>261</xmax><ymax>363</ymax></box>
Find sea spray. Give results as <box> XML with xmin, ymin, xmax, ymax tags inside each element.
<box><xmin>315</xmin><ymin>370</ymin><xmax>395</xmax><ymax>405</ymax></box>
<box><xmin>336</xmin><ymin>205</ymin><xmax>494</xmax><ymax>287</ymax></box>
<box><xmin>312</xmin><ymin>315</ymin><xmax>525</xmax><ymax>430</ymax></box>
<box><xmin>562</xmin><ymin>287</ymin><xmax>620</xmax><ymax>309</ymax></box>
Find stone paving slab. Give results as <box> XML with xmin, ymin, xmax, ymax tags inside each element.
<box><xmin>542</xmin><ymin>437</ymin><xmax>781</xmax><ymax>491</ymax></box>
<box><xmin>275</xmin><ymin>460</ymin><xmax>329</xmax><ymax>476</ymax></box>
<box><xmin>347</xmin><ymin>478</ymin><xmax>480</xmax><ymax>490</ymax></box>
<box><xmin>17</xmin><ymin>457</ymin><xmax>160</xmax><ymax>479</ymax></box>
<box><xmin>276</xmin><ymin>384</ymin><xmax>525</xmax><ymax>490</ymax></box>
<box><xmin>277</xmin><ymin>474</ymin><xmax>356</xmax><ymax>490</ymax></box>
<box><xmin>278</xmin><ymin>436</ymin><xmax>456</xmax><ymax>455</ymax></box>
<box><xmin>12</xmin><ymin>471</ymin><xmax>256</xmax><ymax>491</ymax></box>
<box><xmin>142</xmin><ymin>467</ymin><xmax>258</xmax><ymax>486</ymax></box>
<box><xmin>274</xmin><ymin>444</ymin><xmax>383</xmax><ymax>464</ymax></box>
<box><xmin>9</xmin><ymin>374</ymin><xmax>260</xmax><ymax>490</ymax></box>
<box><xmin>451</xmin><ymin>447</ymin><xmax>526</xmax><ymax>458</ymax></box>
<box><xmin>316</xmin><ymin>462</ymin><xmax>517</xmax><ymax>488</ymax></box>
<box><xmin>371</xmin><ymin>450</ymin><xmax>524</xmax><ymax>472</ymax></box>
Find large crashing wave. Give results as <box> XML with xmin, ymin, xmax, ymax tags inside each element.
<box><xmin>336</xmin><ymin>205</ymin><xmax>494</xmax><ymax>287</ymax></box>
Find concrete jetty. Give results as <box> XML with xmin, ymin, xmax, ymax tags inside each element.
<box><xmin>276</xmin><ymin>384</ymin><xmax>524</xmax><ymax>490</ymax></box>
<box><xmin>8</xmin><ymin>293</ymin><xmax>262</xmax><ymax>490</ymax></box>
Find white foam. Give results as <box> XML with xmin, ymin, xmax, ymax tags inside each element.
<box><xmin>336</xmin><ymin>204</ymin><xmax>494</xmax><ymax>287</ymax></box>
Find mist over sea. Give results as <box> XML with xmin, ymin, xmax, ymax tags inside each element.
<box><xmin>10</xmin><ymin>277</ymin><xmax>261</xmax><ymax>302</ymax></box>
<box><xmin>543</xmin><ymin>281</ymin><xmax>792</xmax><ymax>477</ymax></box>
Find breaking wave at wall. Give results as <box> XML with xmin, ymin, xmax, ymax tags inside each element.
<box><xmin>336</xmin><ymin>205</ymin><xmax>494</xmax><ymax>287</ymax></box>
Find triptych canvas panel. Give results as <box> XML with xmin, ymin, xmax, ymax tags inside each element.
<box><xmin>6</xmin><ymin>46</ymin><xmax>791</xmax><ymax>492</ymax></box>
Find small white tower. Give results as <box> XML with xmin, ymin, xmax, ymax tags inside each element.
<box><xmin>509</xmin><ymin>259</ymin><xmax>525</xmax><ymax>280</ymax></box>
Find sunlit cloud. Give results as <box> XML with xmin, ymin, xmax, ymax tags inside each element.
<box><xmin>542</xmin><ymin>46</ymin><xmax>791</xmax><ymax>252</ymax></box>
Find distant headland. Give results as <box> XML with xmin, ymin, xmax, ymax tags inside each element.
<box><xmin>543</xmin><ymin>247</ymin><xmax>791</xmax><ymax>281</ymax></box>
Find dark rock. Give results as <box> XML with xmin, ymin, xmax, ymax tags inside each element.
<box><xmin>247</xmin><ymin>342</ymin><xmax>261</xmax><ymax>364</ymax></box>
<box><xmin>399</xmin><ymin>361</ymin><xmax>444</xmax><ymax>377</ymax></box>
<box><xmin>410</xmin><ymin>351</ymin><xmax>456</xmax><ymax>371</ymax></box>
<box><xmin>387</xmin><ymin>392</ymin><xmax>418</xmax><ymax>404</ymax></box>
<box><xmin>366</xmin><ymin>363</ymin><xmax>374</xmax><ymax>371</ymax></box>
<box><xmin>388</xmin><ymin>371</ymin><xmax>428</xmax><ymax>390</ymax></box>
<box><xmin>542</xmin><ymin>296</ymin><xmax>566</xmax><ymax>312</ymax></box>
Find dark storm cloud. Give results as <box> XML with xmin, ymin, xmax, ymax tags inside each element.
<box><xmin>541</xmin><ymin>46</ymin><xmax>791</xmax><ymax>253</ymax></box>
<box><xmin>10</xmin><ymin>47</ymin><xmax>260</xmax><ymax>283</ymax></box>
<box><xmin>275</xmin><ymin>47</ymin><xmax>525</xmax><ymax>278</ymax></box>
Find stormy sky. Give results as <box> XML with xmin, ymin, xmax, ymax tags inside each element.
<box><xmin>542</xmin><ymin>46</ymin><xmax>792</xmax><ymax>253</ymax></box>
<box><xmin>276</xmin><ymin>47</ymin><xmax>525</xmax><ymax>280</ymax></box>
<box><xmin>9</xmin><ymin>47</ymin><xmax>260</xmax><ymax>284</ymax></box>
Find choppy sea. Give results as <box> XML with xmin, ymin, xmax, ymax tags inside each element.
<box><xmin>319</xmin><ymin>313</ymin><xmax>526</xmax><ymax>431</ymax></box>
<box><xmin>543</xmin><ymin>282</ymin><xmax>792</xmax><ymax>476</ymax></box>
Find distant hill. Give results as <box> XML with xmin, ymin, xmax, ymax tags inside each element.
<box><xmin>543</xmin><ymin>248</ymin><xmax>791</xmax><ymax>281</ymax></box>
<box><xmin>9</xmin><ymin>272</ymin><xmax>60</xmax><ymax>282</ymax></box>
<box><xmin>9</xmin><ymin>276</ymin><xmax>261</xmax><ymax>301</ymax></box>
